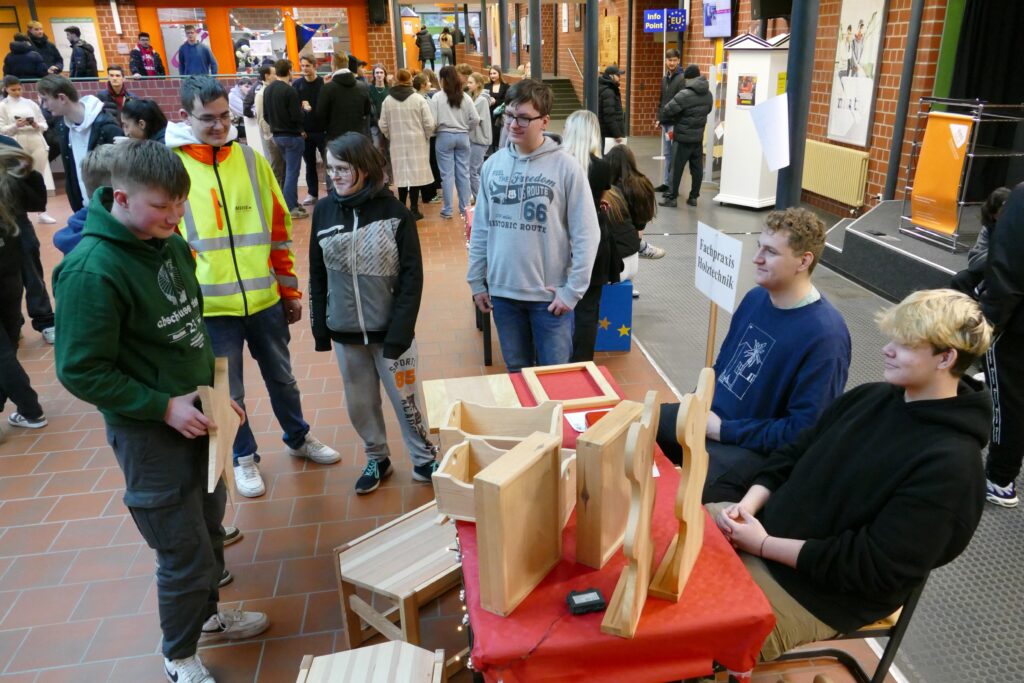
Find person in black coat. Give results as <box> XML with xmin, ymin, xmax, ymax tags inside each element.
<box><xmin>26</xmin><ymin>22</ymin><xmax>62</xmax><ymax>75</ymax></box>
<box><xmin>4</xmin><ymin>34</ymin><xmax>46</xmax><ymax>80</ymax></box>
<box><xmin>316</xmin><ymin>68</ymin><xmax>371</xmax><ymax>141</ymax></box>
<box><xmin>659</xmin><ymin>64</ymin><xmax>713</xmax><ymax>207</ymax></box>
<box><xmin>415</xmin><ymin>27</ymin><xmax>436</xmax><ymax>71</ymax></box>
<box><xmin>65</xmin><ymin>26</ymin><xmax>98</xmax><ymax>79</ymax></box>
<box><xmin>128</xmin><ymin>32</ymin><xmax>166</xmax><ymax>77</ymax></box>
<box><xmin>486</xmin><ymin>66</ymin><xmax>509</xmax><ymax>154</ymax></box>
<box><xmin>597</xmin><ymin>65</ymin><xmax>625</xmax><ymax>142</ymax></box>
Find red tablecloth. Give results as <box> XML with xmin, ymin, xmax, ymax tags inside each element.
<box><xmin>456</xmin><ymin>368</ymin><xmax>775</xmax><ymax>682</ymax></box>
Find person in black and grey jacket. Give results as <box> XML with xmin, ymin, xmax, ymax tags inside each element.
<box><xmin>309</xmin><ymin>132</ymin><xmax>437</xmax><ymax>496</ymax></box>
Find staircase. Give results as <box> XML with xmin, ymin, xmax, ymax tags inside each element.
<box><xmin>545</xmin><ymin>77</ymin><xmax>582</xmax><ymax>119</ymax></box>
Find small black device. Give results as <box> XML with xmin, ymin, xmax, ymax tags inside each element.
<box><xmin>566</xmin><ymin>588</ymin><xmax>606</xmax><ymax>615</ymax></box>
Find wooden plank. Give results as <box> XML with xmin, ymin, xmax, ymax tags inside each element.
<box><xmin>601</xmin><ymin>390</ymin><xmax>660</xmax><ymax>638</ymax></box>
<box><xmin>650</xmin><ymin>369</ymin><xmax>714</xmax><ymax>602</ymax></box>
<box><xmin>197</xmin><ymin>357</ymin><xmax>240</xmax><ymax>497</ymax></box>
<box><xmin>295</xmin><ymin>654</ymin><xmax>313</xmax><ymax>683</ymax></box>
<box><xmin>422</xmin><ymin>373</ymin><xmax>521</xmax><ymax>433</ymax></box>
<box><xmin>348</xmin><ymin>594</ymin><xmax>405</xmax><ymax>642</ymax></box>
<box><xmin>475</xmin><ymin>432</ymin><xmax>564</xmax><ymax>616</ymax></box>
<box><xmin>521</xmin><ymin>361</ymin><xmax>620</xmax><ymax>411</ymax></box>
<box><xmin>432</xmin><ymin>438</ymin><xmax>508</xmax><ymax>522</ymax></box>
<box><xmin>303</xmin><ymin>641</ymin><xmax>439</xmax><ymax>682</ymax></box>
<box><xmin>439</xmin><ymin>400</ymin><xmax>562</xmax><ymax>454</ymax></box>
<box><xmin>574</xmin><ymin>400</ymin><xmax>645</xmax><ymax>569</ymax></box>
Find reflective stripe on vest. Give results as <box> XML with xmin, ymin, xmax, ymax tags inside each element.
<box><xmin>201</xmin><ymin>275</ymin><xmax>278</xmax><ymax>298</ymax></box>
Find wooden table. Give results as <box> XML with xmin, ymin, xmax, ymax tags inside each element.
<box><xmin>457</xmin><ymin>368</ymin><xmax>776</xmax><ymax>682</ymax></box>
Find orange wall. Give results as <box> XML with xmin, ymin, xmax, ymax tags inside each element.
<box><xmin>9</xmin><ymin>2</ymin><xmax>110</xmax><ymax>73</ymax></box>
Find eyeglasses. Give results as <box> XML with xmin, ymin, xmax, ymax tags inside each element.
<box><xmin>326</xmin><ymin>166</ymin><xmax>355</xmax><ymax>178</ymax></box>
<box><xmin>190</xmin><ymin>112</ymin><xmax>233</xmax><ymax>127</ymax></box>
<box><xmin>504</xmin><ymin>112</ymin><xmax>545</xmax><ymax>127</ymax></box>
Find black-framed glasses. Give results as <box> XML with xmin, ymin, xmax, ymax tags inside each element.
<box><xmin>504</xmin><ymin>112</ymin><xmax>545</xmax><ymax>127</ymax></box>
<box><xmin>190</xmin><ymin>112</ymin><xmax>233</xmax><ymax>127</ymax></box>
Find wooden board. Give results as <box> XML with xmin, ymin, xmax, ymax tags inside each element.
<box><xmin>197</xmin><ymin>357</ymin><xmax>240</xmax><ymax>497</ymax></box>
<box><xmin>521</xmin><ymin>362</ymin><xmax>620</xmax><ymax>411</ymax></box>
<box><xmin>298</xmin><ymin>641</ymin><xmax>445</xmax><ymax>682</ymax></box>
<box><xmin>438</xmin><ymin>400</ymin><xmax>562</xmax><ymax>454</ymax></box>
<box><xmin>432</xmin><ymin>438</ymin><xmax>507</xmax><ymax>522</ymax></box>
<box><xmin>650</xmin><ymin>368</ymin><xmax>715</xmax><ymax>601</ymax></box>
<box><xmin>475</xmin><ymin>432</ymin><xmax>564</xmax><ymax>617</ymax></box>
<box><xmin>574</xmin><ymin>400</ymin><xmax>645</xmax><ymax>569</ymax></box>
<box><xmin>600</xmin><ymin>390</ymin><xmax>660</xmax><ymax>639</ymax></box>
<box><xmin>422</xmin><ymin>374</ymin><xmax>521</xmax><ymax>433</ymax></box>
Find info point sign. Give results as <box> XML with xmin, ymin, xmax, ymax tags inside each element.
<box><xmin>643</xmin><ymin>8</ymin><xmax>687</xmax><ymax>33</ymax></box>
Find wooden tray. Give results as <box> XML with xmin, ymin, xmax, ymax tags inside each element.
<box><xmin>439</xmin><ymin>400</ymin><xmax>562</xmax><ymax>454</ymax></box>
<box><xmin>432</xmin><ymin>438</ymin><xmax>508</xmax><ymax>522</ymax></box>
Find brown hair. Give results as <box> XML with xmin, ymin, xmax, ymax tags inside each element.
<box><xmin>439</xmin><ymin>65</ymin><xmax>463</xmax><ymax>108</ymax></box>
<box><xmin>505</xmin><ymin>79</ymin><xmax>552</xmax><ymax>117</ymax></box>
<box><xmin>605</xmin><ymin>145</ymin><xmax>655</xmax><ymax>228</ymax></box>
<box><xmin>111</xmin><ymin>139</ymin><xmax>191</xmax><ymax>200</ymax></box>
<box><xmin>395</xmin><ymin>69</ymin><xmax>412</xmax><ymax>86</ymax></box>
<box><xmin>763</xmin><ymin>207</ymin><xmax>827</xmax><ymax>274</ymax></box>
<box><xmin>36</xmin><ymin>75</ymin><xmax>79</xmax><ymax>102</ymax></box>
<box><xmin>326</xmin><ymin>132</ymin><xmax>386</xmax><ymax>192</ymax></box>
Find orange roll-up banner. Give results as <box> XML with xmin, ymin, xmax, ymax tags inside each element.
<box><xmin>910</xmin><ymin>111</ymin><xmax>974</xmax><ymax>235</ymax></box>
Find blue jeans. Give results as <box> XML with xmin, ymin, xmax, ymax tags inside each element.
<box><xmin>661</xmin><ymin>125</ymin><xmax>673</xmax><ymax>186</ymax></box>
<box><xmin>470</xmin><ymin>142</ymin><xmax>487</xmax><ymax>198</ymax></box>
<box><xmin>490</xmin><ymin>297</ymin><xmax>574</xmax><ymax>372</ymax></box>
<box><xmin>436</xmin><ymin>131</ymin><xmax>471</xmax><ymax>218</ymax></box>
<box><xmin>273</xmin><ymin>134</ymin><xmax>305</xmax><ymax>211</ymax></box>
<box><xmin>204</xmin><ymin>302</ymin><xmax>310</xmax><ymax>463</ymax></box>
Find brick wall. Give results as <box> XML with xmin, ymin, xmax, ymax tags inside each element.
<box><xmin>95</xmin><ymin>0</ymin><xmax>141</xmax><ymax>71</ymax></box>
<box><xmin>367</xmin><ymin>17</ymin><xmax>396</xmax><ymax>70</ymax></box>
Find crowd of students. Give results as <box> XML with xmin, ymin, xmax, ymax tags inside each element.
<box><xmin>0</xmin><ymin>51</ymin><xmax>1020</xmax><ymax>683</ymax></box>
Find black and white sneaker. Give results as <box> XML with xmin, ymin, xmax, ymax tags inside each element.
<box><xmin>354</xmin><ymin>458</ymin><xmax>393</xmax><ymax>494</ymax></box>
<box><xmin>218</xmin><ymin>569</ymin><xmax>233</xmax><ymax>588</ymax></box>
<box><xmin>8</xmin><ymin>412</ymin><xmax>47</xmax><ymax>429</ymax></box>
<box><xmin>412</xmin><ymin>460</ymin><xmax>439</xmax><ymax>483</ymax></box>
<box><xmin>164</xmin><ymin>654</ymin><xmax>215</xmax><ymax>682</ymax></box>
<box><xmin>223</xmin><ymin>526</ymin><xmax>243</xmax><ymax>546</ymax></box>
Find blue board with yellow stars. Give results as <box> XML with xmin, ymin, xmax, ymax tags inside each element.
<box><xmin>595</xmin><ymin>280</ymin><xmax>633</xmax><ymax>352</ymax></box>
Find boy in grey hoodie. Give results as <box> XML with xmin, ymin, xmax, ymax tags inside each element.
<box><xmin>467</xmin><ymin>79</ymin><xmax>600</xmax><ymax>371</ymax></box>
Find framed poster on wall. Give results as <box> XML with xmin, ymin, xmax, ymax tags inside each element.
<box><xmin>827</xmin><ymin>0</ymin><xmax>887</xmax><ymax>147</ymax></box>
<box><xmin>574</xmin><ymin>4</ymin><xmax>582</xmax><ymax>31</ymax></box>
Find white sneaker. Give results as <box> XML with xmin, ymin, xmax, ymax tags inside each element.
<box><xmin>42</xmin><ymin>327</ymin><xmax>55</xmax><ymax>344</ymax></box>
<box><xmin>639</xmin><ymin>241</ymin><xmax>666</xmax><ymax>259</ymax></box>
<box><xmin>288</xmin><ymin>435</ymin><xmax>341</xmax><ymax>464</ymax></box>
<box><xmin>164</xmin><ymin>654</ymin><xmax>215</xmax><ymax>683</ymax></box>
<box><xmin>199</xmin><ymin>609</ymin><xmax>270</xmax><ymax>644</ymax></box>
<box><xmin>37</xmin><ymin>213</ymin><xmax>57</xmax><ymax>224</ymax></box>
<box><xmin>300</xmin><ymin>194</ymin><xmax>316</xmax><ymax>206</ymax></box>
<box><xmin>233</xmin><ymin>455</ymin><xmax>266</xmax><ymax>497</ymax></box>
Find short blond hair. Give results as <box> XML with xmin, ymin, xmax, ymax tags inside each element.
<box><xmin>763</xmin><ymin>207</ymin><xmax>826</xmax><ymax>273</ymax></box>
<box><xmin>876</xmin><ymin>289</ymin><xmax>992</xmax><ymax>376</ymax></box>
<box><xmin>27</xmin><ymin>20</ymin><xmax>42</xmax><ymax>30</ymax></box>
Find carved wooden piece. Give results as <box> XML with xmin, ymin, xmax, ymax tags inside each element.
<box><xmin>431</xmin><ymin>438</ymin><xmax>508</xmax><ymax>522</ymax></box>
<box><xmin>521</xmin><ymin>361</ymin><xmax>620</xmax><ymax>411</ymax></box>
<box><xmin>601</xmin><ymin>391</ymin><xmax>660</xmax><ymax>638</ymax></box>
<box><xmin>649</xmin><ymin>368</ymin><xmax>715</xmax><ymax>601</ymax></box>
<box><xmin>574</xmin><ymin>400</ymin><xmax>646</xmax><ymax>568</ymax></box>
<box><xmin>197</xmin><ymin>357</ymin><xmax>240</xmax><ymax>497</ymax></box>
<box><xmin>475</xmin><ymin>432</ymin><xmax>564</xmax><ymax>616</ymax></box>
<box><xmin>438</xmin><ymin>400</ymin><xmax>562</xmax><ymax>454</ymax></box>
<box><xmin>422</xmin><ymin>373</ymin><xmax>521</xmax><ymax>433</ymax></box>
<box><xmin>296</xmin><ymin>641</ymin><xmax>447</xmax><ymax>683</ymax></box>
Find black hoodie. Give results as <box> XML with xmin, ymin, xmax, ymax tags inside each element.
<box><xmin>316</xmin><ymin>71</ymin><xmax>371</xmax><ymax>140</ymax></box>
<box><xmin>3</xmin><ymin>41</ymin><xmax>46</xmax><ymax>79</ymax></box>
<box><xmin>661</xmin><ymin>76</ymin><xmax>712</xmax><ymax>143</ymax></box>
<box><xmin>28</xmin><ymin>33</ymin><xmax>63</xmax><ymax>73</ymax></box>
<box><xmin>389</xmin><ymin>84</ymin><xmax>415</xmax><ymax>103</ymax></box>
<box><xmin>982</xmin><ymin>181</ymin><xmax>1024</xmax><ymax>334</ymax></box>
<box><xmin>751</xmin><ymin>380</ymin><xmax>990</xmax><ymax>632</ymax></box>
<box><xmin>597</xmin><ymin>75</ymin><xmax>624</xmax><ymax>139</ymax></box>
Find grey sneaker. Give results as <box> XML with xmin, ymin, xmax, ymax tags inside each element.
<box><xmin>223</xmin><ymin>526</ymin><xmax>243</xmax><ymax>546</ymax></box>
<box><xmin>290</xmin><ymin>206</ymin><xmax>309</xmax><ymax>219</ymax></box>
<box><xmin>42</xmin><ymin>327</ymin><xmax>55</xmax><ymax>344</ymax></box>
<box><xmin>164</xmin><ymin>654</ymin><xmax>215</xmax><ymax>682</ymax></box>
<box><xmin>287</xmin><ymin>435</ymin><xmax>341</xmax><ymax>464</ymax></box>
<box><xmin>639</xmin><ymin>241</ymin><xmax>666</xmax><ymax>259</ymax></box>
<box><xmin>233</xmin><ymin>455</ymin><xmax>266</xmax><ymax>498</ymax></box>
<box><xmin>199</xmin><ymin>609</ymin><xmax>269</xmax><ymax>644</ymax></box>
<box><xmin>8</xmin><ymin>412</ymin><xmax>47</xmax><ymax>429</ymax></box>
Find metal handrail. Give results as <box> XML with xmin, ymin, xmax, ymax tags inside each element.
<box><xmin>566</xmin><ymin>48</ymin><xmax>583</xmax><ymax>80</ymax></box>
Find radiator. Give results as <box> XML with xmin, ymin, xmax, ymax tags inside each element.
<box><xmin>802</xmin><ymin>139</ymin><xmax>870</xmax><ymax>207</ymax></box>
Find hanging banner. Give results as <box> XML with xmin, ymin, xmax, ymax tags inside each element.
<box><xmin>311</xmin><ymin>36</ymin><xmax>334</xmax><ymax>53</ymax></box>
<box><xmin>910</xmin><ymin>112</ymin><xmax>974</xmax><ymax>236</ymax></box>
<box><xmin>248</xmin><ymin>39</ymin><xmax>273</xmax><ymax>57</ymax></box>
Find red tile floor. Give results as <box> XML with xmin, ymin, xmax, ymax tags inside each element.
<box><xmin>0</xmin><ymin>191</ymin><xmax>890</xmax><ymax>682</ymax></box>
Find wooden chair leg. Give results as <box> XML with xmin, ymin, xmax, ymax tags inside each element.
<box><xmin>482</xmin><ymin>311</ymin><xmax>492</xmax><ymax>366</ymax></box>
<box><xmin>338</xmin><ymin>578</ymin><xmax>366</xmax><ymax>649</ymax></box>
<box><xmin>399</xmin><ymin>594</ymin><xmax>422</xmax><ymax>645</ymax></box>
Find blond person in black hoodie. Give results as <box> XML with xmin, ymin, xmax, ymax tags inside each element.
<box><xmin>309</xmin><ymin>133</ymin><xmax>436</xmax><ymax>496</ymax></box>
<box><xmin>713</xmin><ymin>289</ymin><xmax>992</xmax><ymax>662</ymax></box>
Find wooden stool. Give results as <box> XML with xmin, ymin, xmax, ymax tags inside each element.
<box><xmin>334</xmin><ymin>501</ymin><xmax>465</xmax><ymax>672</ymax></box>
<box><xmin>296</xmin><ymin>641</ymin><xmax>446</xmax><ymax>682</ymax></box>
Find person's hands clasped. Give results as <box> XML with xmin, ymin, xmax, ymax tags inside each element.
<box><xmin>545</xmin><ymin>287</ymin><xmax>572</xmax><ymax>316</ymax></box>
<box><xmin>473</xmin><ymin>291</ymin><xmax>493</xmax><ymax>313</ymax></box>
<box><xmin>717</xmin><ymin>505</ymin><xmax>769</xmax><ymax>556</ymax></box>
<box><xmin>283</xmin><ymin>298</ymin><xmax>303</xmax><ymax>324</ymax></box>
<box><xmin>165</xmin><ymin>392</ymin><xmax>211</xmax><ymax>438</ymax></box>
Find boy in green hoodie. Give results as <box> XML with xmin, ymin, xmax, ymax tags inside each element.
<box><xmin>53</xmin><ymin>140</ymin><xmax>269</xmax><ymax>683</ymax></box>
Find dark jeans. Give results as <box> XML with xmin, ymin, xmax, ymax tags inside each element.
<box><xmin>19</xmin><ymin>219</ymin><xmax>54</xmax><ymax>331</ymax></box>
<box><xmin>204</xmin><ymin>302</ymin><xmax>310</xmax><ymax>463</ymax></box>
<box><xmin>273</xmin><ymin>134</ymin><xmax>305</xmax><ymax>211</ymax></box>
<box><xmin>665</xmin><ymin>140</ymin><xmax>703</xmax><ymax>201</ymax></box>
<box><xmin>491</xmin><ymin>296</ymin><xmax>574</xmax><ymax>372</ymax></box>
<box><xmin>420</xmin><ymin>58</ymin><xmax>435</xmax><ymax>71</ymax></box>
<box><xmin>657</xmin><ymin>402</ymin><xmax>766</xmax><ymax>503</ymax></box>
<box><xmin>571</xmin><ymin>285</ymin><xmax>602</xmax><ymax>363</ymax></box>
<box><xmin>0</xmin><ymin>273</ymin><xmax>42</xmax><ymax>420</ymax></box>
<box><xmin>302</xmin><ymin>131</ymin><xmax>327</xmax><ymax>201</ymax></box>
<box><xmin>106</xmin><ymin>422</ymin><xmax>226</xmax><ymax>660</ymax></box>
<box><xmin>985</xmin><ymin>330</ymin><xmax>1024</xmax><ymax>486</ymax></box>
<box><xmin>398</xmin><ymin>186</ymin><xmax>424</xmax><ymax>211</ymax></box>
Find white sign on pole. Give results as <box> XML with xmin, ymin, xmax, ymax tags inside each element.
<box><xmin>750</xmin><ymin>94</ymin><xmax>790</xmax><ymax>171</ymax></box>
<box><xmin>249</xmin><ymin>39</ymin><xmax>273</xmax><ymax>57</ymax></box>
<box><xmin>311</xmin><ymin>36</ymin><xmax>334</xmax><ymax>53</ymax></box>
<box><xmin>695</xmin><ymin>222</ymin><xmax>743</xmax><ymax>314</ymax></box>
